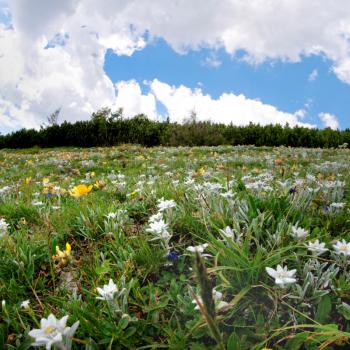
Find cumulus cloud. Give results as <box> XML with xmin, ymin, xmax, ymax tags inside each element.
<box><xmin>319</xmin><ymin>112</ymin><xmax>340</xmax><ymax>130</ymax></box>
<box><xmin>1</xmin><ymin>0</ymin><xmax>350</xmax><ymax>131</ymax></box>
<box><xmin>114</xmin><ymin>79</ymin><xmax>315</xmax><ymax>128</ymax></box>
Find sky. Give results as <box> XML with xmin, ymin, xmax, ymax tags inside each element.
<box><xmin>1</xmin><ymin>1</ymin><xmax>350</xmax><ymax>134</ymax></box>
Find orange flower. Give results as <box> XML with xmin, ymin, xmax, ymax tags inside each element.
<box><xmin>69</xmin><ymin>184</ymin><xmax>92</xmax><ymax>197</ymax></box>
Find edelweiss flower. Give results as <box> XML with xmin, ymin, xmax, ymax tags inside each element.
<box><xmin>20</xmin><ymin>300</ymin><xmax>30</xmax><ymax>309</ymax></box>
<box><xmin>333</xmin><ymin>239</ymin><xmax>350</xmax><ymax>256</ymax></box>
<box><xmin>0</xmin><ymin>218</ymin><xmax>9</xmax><ymax>238</ymax></box>
<box><xmin>96</xmin><ymin>279</ymin><xmax>118</xmax><ymax>301</ymax></box>
<box><xmin>291</xmin><ymin>225</ymin><xmax>309</xmax><ymax>240</ymax></box>
<box><xmin>146</xmin><ymin>219</ymin><xmax>169</xmax><ymax>236</ymax></box>
<box><xmin>192</xmin><ymin>288</ymin><xmax>228</xmax><ymax>311</ymax></box>
<box><xmin>186</xmin><ymin>243</ymin><xmax>209</xmax><ymax>254</ymax></box>
<box><xmin>265</xmin><ymin>265</ymin><xmax>297</xmax><ymax>287</ymax></box>
<box><xmin>306</xmin><ymin>239</ymin><xmax>328</xmax><ymax>256</ymax></box>
<box><xmin>28</xmin><ymin>314</ymin><xmax>79</xmax><ymax>350</ymax></box>
<box><xmin>157</xmin><ymin>198</ymin><xmax>176</xmax><ymax>212</ymax></box>
<box><xmin>219</xmin><ymin>226</ymin><xmax>243</xmax><ymax>244</ymax></box>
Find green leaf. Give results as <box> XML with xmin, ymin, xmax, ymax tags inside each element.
<box><xmin>315</xmin><ymin>295</ymin><xmax>332</xmax><ymax>324</ymax></box>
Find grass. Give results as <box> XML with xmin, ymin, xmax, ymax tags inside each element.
<box><xmin>0</xmin><ymin>145</ymin><xmax>349</xmax><ymax>349</ymax></box>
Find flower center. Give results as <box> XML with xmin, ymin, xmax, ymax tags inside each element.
<box><xmin>44</xmin><ymin>326</ymin><xmax>56</xmax><ymax>334</ymax></box>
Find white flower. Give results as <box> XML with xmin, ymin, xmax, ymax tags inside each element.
<box><xmin>291</xmin><ymin>225</ymin><xmax>309</xmax><ymax>240</ymax></box>
<box><xmin>265</xmin><ymin>265</ymin><xmax>297</xmax><ymax>287</ymax></box>
<box><xmin>157</xmin><ymin>198</ymin><xmax>176</xmax><ymax>212</ymax></box>
<box><xmin>186</xmin><ymin>243</ymin><xmax>209</xmax><ymax>254</ymax></box>
<box><xmin>0</xmin><ymin>218</ymin><xmax>9</xmax><ymax>237</ymax></box>
<box><xmin>105</xmin><ymin>212</ymin><xmax>117</xmax><ymax>220</ymax></box>
<box><xmin>28</xmin><ymin>314</ymin><xmax>79</xmax><ymax>350</ymax></box>
<box><xmin>219</xmin><ymin>226</ymin><xmax>243</xmax><ymax>244</ymax></box>
<box><xmin>192</xmin><ymin>288</ymin><xmax>228</xmax><ymax>311</ymax></box>
<box><xmin>20</xmin><ymin>300</ymin><xmax>30</xmax><ymax>309</ymax></box>
<box><xmin>96</xmin><ymin>279</ymin><xmax>118</xmax><ymax>301</ymax></box>
<box><xmin>146</xmin><ymin>219</ymin><xmax>169</xmax><ymax>236</ymax></box>
<box><xmin>330</xmin><ymin>202</ymin><xmax>345</xmax><ymax>210</ymax></box>
<box><xmin>306</xmin><ymin>240</ymin><xmax>328</xmax><ymax>256</ymax></box>
<box><xmin>333</xmin><ymin>240</ymin><xmax>350</xmax><ymax>256</ymax></box>
<box><xmin>149</xmin><ymin>212</ymin><xmax>163</xmax><ymax>223</ymax></box>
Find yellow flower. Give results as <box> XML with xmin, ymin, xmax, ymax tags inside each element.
<box><xmin>52</xmin><ymin>242</ymin><xmax>72</xmax><ymax>267</ymax></box>
<box><xmin>42</xmin><ymin>177</ymin><xmax>50</xmax><ymax>185</ymax></box>
<box><xmin>94</xmin><ymin>180</ymin><xmax>106</xmax><ymax>189</ymax></box>
<box><xmin>69</xmin><ymin>184</ymin><xmax>92</xmax><ymax>197</ymax></box>
<box><xmin>261</xmin><ymin>348</ymin><xmax>273</xmax><ymax>350</ymax></box>
<box><xmin>25</xmin><ymin>177</ymin><xmax>32</xmax><ymax>184</ymax></box>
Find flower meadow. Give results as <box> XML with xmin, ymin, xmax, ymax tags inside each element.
<box><xmin>0</xmin><ymin>144</ymin><xmax>349</xmax><ymax>349</ymax></box>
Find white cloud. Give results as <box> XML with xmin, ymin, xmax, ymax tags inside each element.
<box><xmin>112</xmin><ymin>79</ymin><xmax>315</xmax><ymax>128</ymax></box>
<box><xmin>308</xmin><ymin>69</ymin><xmax>318</xmax><ymax>81</ymax></box>
<box><xmin>1</xmin><ymin>0</ymin><xmax>350</xmax><ymax>131</ymax></box>
<box><xmin>114</xmin><ymin>80</ymin><xmax>157</xmax><ymax>120</ymax></box>
<box><xmin>319</xmin><ymin>112</ymin><xmax>340</xmax><ymax>130</ymax></box>
<box><xmin>148</xmin><ymin>79</ymin><xmax>314</xmax><ymax>127</ymax></box>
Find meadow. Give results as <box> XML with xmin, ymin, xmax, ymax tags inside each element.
<box><xmin>0</xmin><ymin>145</ymin><xmax>349</xmax><ymax>349</ymax></box>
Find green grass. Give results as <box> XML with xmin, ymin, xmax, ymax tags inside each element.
<box><xmin>0</xmin><ymin>145</ymin><xmax>349</xmax><ymax>349</ymax></box>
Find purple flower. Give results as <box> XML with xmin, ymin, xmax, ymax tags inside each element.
<box><xmin>167</xmin><ymin>251</ymin><xmax>179</xmax><ymax>262</ymax></box>
<box><xmin>289</xmin><ymin>187</ymin><xmax>296</xmax><ymax>194</ymax></box>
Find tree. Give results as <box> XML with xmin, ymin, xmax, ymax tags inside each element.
<box><xmin>47</xmin><ymin>108</ymin><xmax>61</xmax><ymax>126</ymax></box>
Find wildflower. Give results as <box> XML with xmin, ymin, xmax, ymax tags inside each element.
<box><xmin>28</xmin><ymin>313</ymin><xmax>79</xmax><ymax>350</ymax></box>
<box><xmin>306</xmin><ymin>240</ymin><xmax>328</xmax><ymax>256</ymax></box>
<box><xmin>330</xmin><ymin>202</ymin><xmax>345</xmax><ymax>210</ymax></box>
<box><xmin>149</xmin><ymin>212</ymin><xmax>163</xmax><ymax>223</ymax></box>
<box><xmin>0</xmin><ymin>218</ymin><xmax>9</xmax><ymax>238</ymax></box>
<box><xmin>52</xmin><ymin>243</ymin><xmax>72</xmax><ymax>267</ymax></box>
<box><xmin>69</xmin><ymin>184</ymin><xmax>92</xmax><ymax>198</ymax></box>
<box><xmin>20</xmin><ymin>300</ymin><xmax>30</xmax><ymax>309</ymax></box>
<box><xmin>96</xmin><ymin>279</ymin><xmax>118</xmax><ymax>301</ymax></box>
<box><xmin>219</xmin><ymin>226</ymin><xmax>243</xmax><ymax>244</ymax></box>
<box><xmin>157</xmin><ymin>198</ymin><xmax>176</xmax><ymax>212</ymax></box>
<box><xmin>186</xmin><ymin>243</ymin><xmax>209</xmax><ymax>254</ymax></box>
<box><xmin>167</xmin><ymin>251</ymin><xmax>180</xmax><ymax>262</ymax></box>
<box><xmin>146</xmin><ymin>219</ymin><xmax>170</xmax><ymax>237</ymax></box>
<box><xmin>192</xmin><ymin>288</ymin><xmax>228</xmax><ymax>311</ymax></box>
<box><xmin>291</xmin><ymin>225</ymin><xmax>309</xmax><ymax>240</ymax></box>
<box><xmin>289</xmin><ymin>187</ymin><xmax>296</xmax><ymax>194</ymax></box>
<box><xmin>333</xmin><ymin>239</ymin><xmax>350</xmax><ymax>256</ymax></box>
<box><xmin>265</xmin><ymin>265</ymin><xmax>297</xmax><ymax>287</ymax></box>
<box><xmin>32</xmin><ymin>200</ymin><xmax>44</xmax><ymax>206</ymax></box>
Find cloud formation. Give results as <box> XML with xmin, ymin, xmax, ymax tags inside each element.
<box><xmin>319</xmin><ymin>112</ymin><xmax>340</xmax><ymax>130</ymax></box>
<box><xmin>1</xmin><ymin>0</ymin><xmax>350</xmax><ymax>131</ymax></box>
<box><xmin>113</xmin><ymin>79</ymin><xmax>314</xmax><ymax>128</ymax></box>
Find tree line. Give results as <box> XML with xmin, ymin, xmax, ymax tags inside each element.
<box><xmin>0</xmin><ymin>108</ymin><xmax>349</xmax><ymax>149</ymax></box>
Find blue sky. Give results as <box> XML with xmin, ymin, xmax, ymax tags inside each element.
<box><xmin>1</xmin><ymin>1</ymin><xmax>350</xmax><ymax>132</ymax></box>
<box><xmin>105</xmin><ymin>39</ymin><xmax>350</xmax><ymax>129</ymax></box>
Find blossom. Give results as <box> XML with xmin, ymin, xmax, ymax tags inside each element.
<box><xmin>265</xmin><ymin>265</ymin><xmax>297</xmax><ymax>287</ymax></box>
<box><xmin>0</xmin><ymin>218</ymin><xmax>9</xmax><ymax>238</ymax></box>
<box><xmin>219</xmin><ymin>226</ymin><xmax>243</xmax><ymax>244</ymax></box>
<box><xmin>333</xmin><ymin>239</ymin><xmax>350</xmax><ymax>256</ymax></box>
<box><xmin>306</xmin><ymin>240</ymin><xmax>328</xmax><ymax>256</ymax></box>
<box><xmin>157</xmin><ymin>198</ymin><xmax>176</xmax><ymax>212</ymax></box>
<box><xmin>96</xmin><ymin>279</ymin><xmax>118</xmax><ymax>301</ymax></box>
<box><xmin>69</xmin><ymin>184</ymin><xmax>92</xmax><ymax>198</ymax></box>
<box><xmin>20</xmin><ymin>300</ymin><xmax>30</xmax><ymax>309</ymax></box>
<box><xmin>192</xmin><ymin>288</ymin><xmax>228</xmax><ymax>311</ymax></box>
<box><xmin>186</xmin><ymin>243</ymin><xmax>209</xmax><ymax>254</ymax></box>
<box><xmin>28</xmin><ymin>314</ymin><xmax>79</xmax><ymax>350</ymax></box>
<box><xmin>52</xmin><ymin>243</ymin><xmax>72</xmax><ymax>267</ymax></box>
<box><xmin>146</xmin><ymin>219</ymin><xmax>170</xmax><ymax>237</ymax></box>
<box><xmin>291</xmin><ymin>225</ymin><xmax>309</xmax><ymax>240</ymax></box>
<box><xmin>148</xmin><ymin>212</ymin><xmax>163</xmax><ymax>223</ymax></box>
